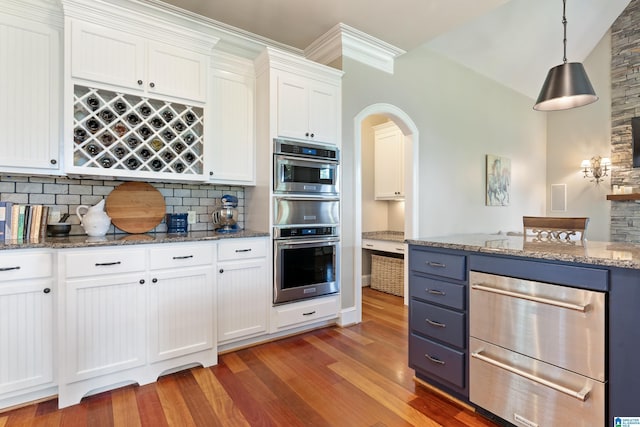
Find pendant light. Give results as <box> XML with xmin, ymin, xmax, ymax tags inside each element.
<box><xmin>533</xmin><ymin>0</ymin><xmax>598</xmax><ymax>111</ymax></box>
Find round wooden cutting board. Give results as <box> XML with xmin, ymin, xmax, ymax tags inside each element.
<box><xmin>106</xmin><ymin>182</ymin><xmax>166</xmax><ymax>234</ymax></box>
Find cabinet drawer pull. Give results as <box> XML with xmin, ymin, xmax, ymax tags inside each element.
<box><xmin>427</xmin><ymin>289</ymin><xmax>446</xmax><ymax>296</ymax></box>
<box><xmin>364</xmin><ymin>244</ymin><xmax>374</xmax><ymax>248</ymax></box>
<box><xmin>425</xmin><ymin>354</ymin><xmax>445</xmax><ymax>365</ymax></box>
<box><xmin>427</xmin><ymin>261</ymin><xmax>446</xmax><ymax>268</ymax></box>
<box><xmin>426</xmin><ymin>318</ymin><xmax>446</xmax><ymax>328</ymax></box>
<box><xmin>235</xmin><ymin>248</ymin><xmax>252</xmax><ymax>253</ymax></box>
<box><xmin>302</xmin><ymin>310</ymin><xmax>316</xmax><ymax>316</ymax></box>
<box><xmin>95</xmin><ymin>261</ymin><xmax>121</xmax><ymax>266</ymax></box>
<box><xmin>173</xmin><ymin>255</ymin><xmax>194</xmax><ymax>260</ymax></box>
<box><xmin>0</xmin><ymin>266</ymin><xmax>20</xmax><ymax>272</ymax></box>
<box><xmin>43</xmin><ymin>288</ymin><xmax>51</xmax><ymax>294</ymax></box>
<box><xmin>395</xmin><ymin>247</ymin><xmax>404</xmax><ymax>252</ymax></box>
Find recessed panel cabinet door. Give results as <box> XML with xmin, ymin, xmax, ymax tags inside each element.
<box><xmin>0</xmin><ymin>14</ymin><xmax>60</xmax><ymax>172</ymax></box>
<box><xmin>277</xmin><ymin>74</ymin><xmax>309</xmax><ymax>140</ymax></box>
<box><xmin>207</xmin><ymin>65</ymin><xmax>255</xmax><ymax>184</ymax></box>
<box><xmin>63</xmin><ymin>275</ymin><xmax>146</xmax><ymax>382</ymax></box>
<box><xmin>217</xmin><ymin>259</ymin><xmax>268</xmax><ymax>343</ymax></box>
<box><xmin>147</xmin><ymin>267</ymin><xmax>215</xmax><ymax>363</ymax></box>
<box><xmin>147</xmin><ymin>42</ymin><xmax>208</xmax><ymax>103</ymax></box>
<box><xmin>70</xmin><ymin>20</ymin><xmax>145</xmax><ymax>92</ymax></box>
<box><xmin>0</xmin><ymin>279</ymin><xmax>54</xmax><ymax>395</ymax></box>
<box><xmin>307</xmin><ymin>82</ymin><xmax>339</xmax><ymax>144</ymax></box>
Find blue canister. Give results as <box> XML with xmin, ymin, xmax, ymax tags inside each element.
<box><xmin>165</xmin><ymin>213</ymin><xmax>188</xmax><ymax>233</ymax></box>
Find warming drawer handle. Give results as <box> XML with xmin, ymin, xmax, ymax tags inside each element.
<box><xmin>471</xmin><ymin>284</ymin><xmax>588</xmax><ymax>312</ymax></box>
<box><xmin>426</xmin><ymin>319</ymin><xmax>446</xmax><ymax>328</ymax></box>
<box><xmin>471</xmin><ymin>351</ymin><xmax>591</xmax><ymax>402</ymax></box>
<box><xmin>0</xmin><ymin>266</ymin><xmax>21</xmax><ymax>272</ymax></box>
<box><xmin>427</xmin><ymin>261</ymin><xmax>446</xmax><ymax>268</ymax></box>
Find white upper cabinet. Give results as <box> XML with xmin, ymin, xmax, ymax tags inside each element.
<box><xmin>374</xmin><ymin>121</ymin><xmax>405</xmax><ymax>200</ymax></box>
<box><xmin>206</xmin><ymin>51</ymin><xmax>256</xmax><ymax>184</ymax></box>
<box><xmin>277</xmin><ymin>71</ymin><xmax>339</xmax><ymax>144</ymax></box>
<box><xmin>0</xmin><ymin>2</ymin><xmax>62</xmax><ymax>174</ymax></box>
<box><xmin>70</xmin><ymin>20</ymin><xmax>208</xmax><ymax>103</ymax></box>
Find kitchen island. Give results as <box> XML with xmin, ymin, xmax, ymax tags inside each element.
<box><xmin>406</xmin><ymin>234</ymin><xmax>640</xmax><ymax>427</ymax></box>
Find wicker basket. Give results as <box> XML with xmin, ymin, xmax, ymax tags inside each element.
<box><xmin>371</xmin><ymin>254</ymin><xmax>404</xmax><ymax>296</ymax></box>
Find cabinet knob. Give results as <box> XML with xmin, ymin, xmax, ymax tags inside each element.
<box><xmin>152</xmin><ymin>278</ymin><xmax>158</xmax><ymax>283</ymax></box>
<box><xmin>219</xmin><ymin>269</ymin><xmax>224</xmax><ymax>274</ymax></box>
<box><xmin>305</xmin><ymin>132</ymin><xmax>310</xmax><ymax>137</ymax></box>
<box><xmin>43</xmin><ymin>288</ymin><xmax>51</xmax><ymax>294</ymax></box>
<box><xmin>139</xmin><ymin>279</ymin><xmax>145</xmax><ymax>285</ymax></box>
<box><xmin>149</xmin><ymin>82</ymin><xmax>155</xmax><ymax>88</ymax></box>
<box><xmin>310</xmin><ymin>133</ymin><xmax>314</xmax><ymax>138</ymax></box>
<box><xmin>209</xmin><ymin>171</ymin><xmax>214</xmax><ymax>176</ymax></box>
<box><xmin>137</xmin><ymin>80</ymin><xmax>143</xmax><ymax>85</ymax></box>
<box><xmin>50</xmin><ymin>159</ymin><xmax>57</xmax><ymax>165</ymax></box>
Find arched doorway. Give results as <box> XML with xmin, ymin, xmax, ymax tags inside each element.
<box><xmin>353</xmin><ymin>103</ymin><xmax>419</xmax><ymax>323</ymax></box>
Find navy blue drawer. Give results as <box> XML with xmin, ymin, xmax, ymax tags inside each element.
<box><xmin>409</xmin><ymin>333</ymin><xmax>465</xmax><ymax>388</ymax></box>
<box><xmin>410</xmin><ymin>274</ymin><xmax>465</xmax><ymax>310</ymax></box>
<box><xmin>411</xmin><ymin>300</ymin><xmax>465</xmax><ymax>348</ymax></box>
<box><xmin>410</xmin><ymin>249</ymin><xmax>466</xmax><ymax>281</ymax></box>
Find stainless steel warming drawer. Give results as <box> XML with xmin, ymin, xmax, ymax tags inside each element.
<box><xmin>469</xmin><ymin>271</ymin><xmax>605</xmax><ymax>427</ymax></box>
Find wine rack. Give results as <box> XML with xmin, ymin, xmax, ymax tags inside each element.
<box><xmin>72</xmin><ymin>85</ymin><xmax>204</xmax><ymax>175</ymax></box>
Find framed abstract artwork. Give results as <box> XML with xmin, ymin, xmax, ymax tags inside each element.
<box><xmin>486</xmin><ymin>155</ymin><xmax>511</xmax><ymax>206</ymax></box>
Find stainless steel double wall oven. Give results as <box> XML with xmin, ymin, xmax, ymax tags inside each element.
<box><xmin>272</xmin><ymin>138</ymin><xmax>340</xmax><ymax>304</ymax></box>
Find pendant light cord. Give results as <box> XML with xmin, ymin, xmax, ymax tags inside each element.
<box><xmin>562</xmin><ymin>0</ymin><xmax>567</xmax><ymax>64</ymax></box>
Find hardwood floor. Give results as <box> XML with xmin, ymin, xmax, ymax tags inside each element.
<box><xmin>0</xmin><ymin>288</ymin><xmax>497</xmax><ymax>426</ymax></box>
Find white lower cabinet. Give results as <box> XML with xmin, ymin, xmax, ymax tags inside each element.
<box><xmin>0</xmin><ymin>250</ymin><xmax>56</xmax><ymax>409</ymax></box>
<box><xmin>216</xmin><ymin>238</ymin><xmax>269</xmax><ymax>345</ymax></box>
<box><xmin>57</xmin><ymin>242</ymin><xmax>216</xmax><ymax>408</ymax></box>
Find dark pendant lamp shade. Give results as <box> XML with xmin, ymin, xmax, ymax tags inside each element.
<box><xmin>533</xmin><ymin>62</ymin><xmax>598</xmax><ymax>111</ymax></box>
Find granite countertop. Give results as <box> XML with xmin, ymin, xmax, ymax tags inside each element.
<box><xmin>0</xmin><ymin>229</ymin><xmax>269</xmax><ymax>250</ymax></box>
<box><xmin>407</xmin><ymin>234</ymin><xmax>640</xmax><ymax>270</ymax></box>
<box><xmin>362</xmin><ymin>231</ymin><xmax>405</xmax><ymax>243</ymax></box>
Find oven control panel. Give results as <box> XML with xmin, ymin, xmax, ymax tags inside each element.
<box><xmin>275</xmin><ymin>226</ymin><xmax>337</xmax><ymax>239</ymax></box>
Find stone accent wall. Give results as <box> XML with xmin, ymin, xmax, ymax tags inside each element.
<box><xmin>0</xmin><ymin>175</ymin><xmax>244</xmax><ymax>236</ymax></box>
<box><xmin>610</xmin><ymin>0</ymin><xmax>640</xmax><ymax>242</ymax></box>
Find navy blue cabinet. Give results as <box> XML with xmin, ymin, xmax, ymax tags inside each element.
<box><xmin>408</xmin><ymin>246</ymin><xmax>468</xmax><ymax>398</ymax></box>
<box><xmin>409</xmin><ymin>242</ymin><xmax>640</xmax><ymax>427</ymax></box>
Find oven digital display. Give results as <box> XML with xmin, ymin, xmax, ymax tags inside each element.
<box><xmin>302</xmin><ymin>228</ymin><xmax>317</xmax><ymax>235</ymax></box>
<box><xmin>302</xmin><ymin>147</ymin><xmax>317</xmax><ymax>156</ymax></box>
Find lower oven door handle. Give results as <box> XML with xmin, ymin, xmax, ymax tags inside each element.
<box><xmin>471</xmin><ymin>351</ymin><xmax>591</xmax><ymax>402</ymax></box>
<box><xmin>470</xmin><ymin>284</ymin><xmax>588</xmax><ymax>312</ymax></box>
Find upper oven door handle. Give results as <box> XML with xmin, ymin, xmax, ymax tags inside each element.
<box><xmin>275</xmin><ymin>155</ymin><xmax>339</xmax><ymax>167</ymax></box>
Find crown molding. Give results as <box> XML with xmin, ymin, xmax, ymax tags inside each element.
<box><xmin>305</xmin><ymin>23</ymin><xmax>405</xmax><ymax>74</ymax></box>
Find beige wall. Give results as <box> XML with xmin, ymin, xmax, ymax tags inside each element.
<box><xmin>546</xmin><ymin>31</ymin><xmax>612</xmax><ymax>241</ymax></box>
<box><xmin>340</xmin><ymin>46</ymin><xmax>548</xmax><ymax>308</ymax></box>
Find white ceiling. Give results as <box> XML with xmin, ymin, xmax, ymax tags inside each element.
<box><xmin>158</xmin><ymin>0</ymin><xmax>631</xmax><ymax>99</ymax></box>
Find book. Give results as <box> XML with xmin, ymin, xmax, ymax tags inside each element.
<box><xmin>38</xmin><ymin>206</ymin><xmax>49</xmax><ymax>241</ymax></box>
<box><xmin>4</xmin><ymin>202</ymin><xmax>12</xmax><ymax>241</ymax></box>
<box><xmin>17</xmin><ymin>205</ymin><xmax>25</xmax><ymax>243</ymax></box>
<box><xmin>30</xmin><ymin>205</ymin><xmax>42</xmax><ymax>242</ymax></box>
<box><xmin>23</xmin><ymin>205</ymin><xmax>31</xmax><ymax>241</ymax></box>
<box><xmin>0</xmin><ymin>202</ymin><xmax>6</xmax><ymax>241</ymax></box>
<box><xmin>10</xmin><ymin>205</ymin><xmax>20</xmax><ymax>241</ymax></box>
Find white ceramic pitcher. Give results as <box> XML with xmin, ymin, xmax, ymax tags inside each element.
<box><xmin>76</xmin><ymin>199</ymin><xmax>111</xmax><ymax>237</ymax></box>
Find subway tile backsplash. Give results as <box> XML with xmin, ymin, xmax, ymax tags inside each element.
<box><xmin>0</xmin><ymin>175</ymin><xmax>244</xmax><ymax>235</ymax></box>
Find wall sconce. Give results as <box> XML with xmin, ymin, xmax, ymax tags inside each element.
<box><xmin>581</xmin><ymin>156</ymin><xmax>610</xmax><ymax>183</ymax></box>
